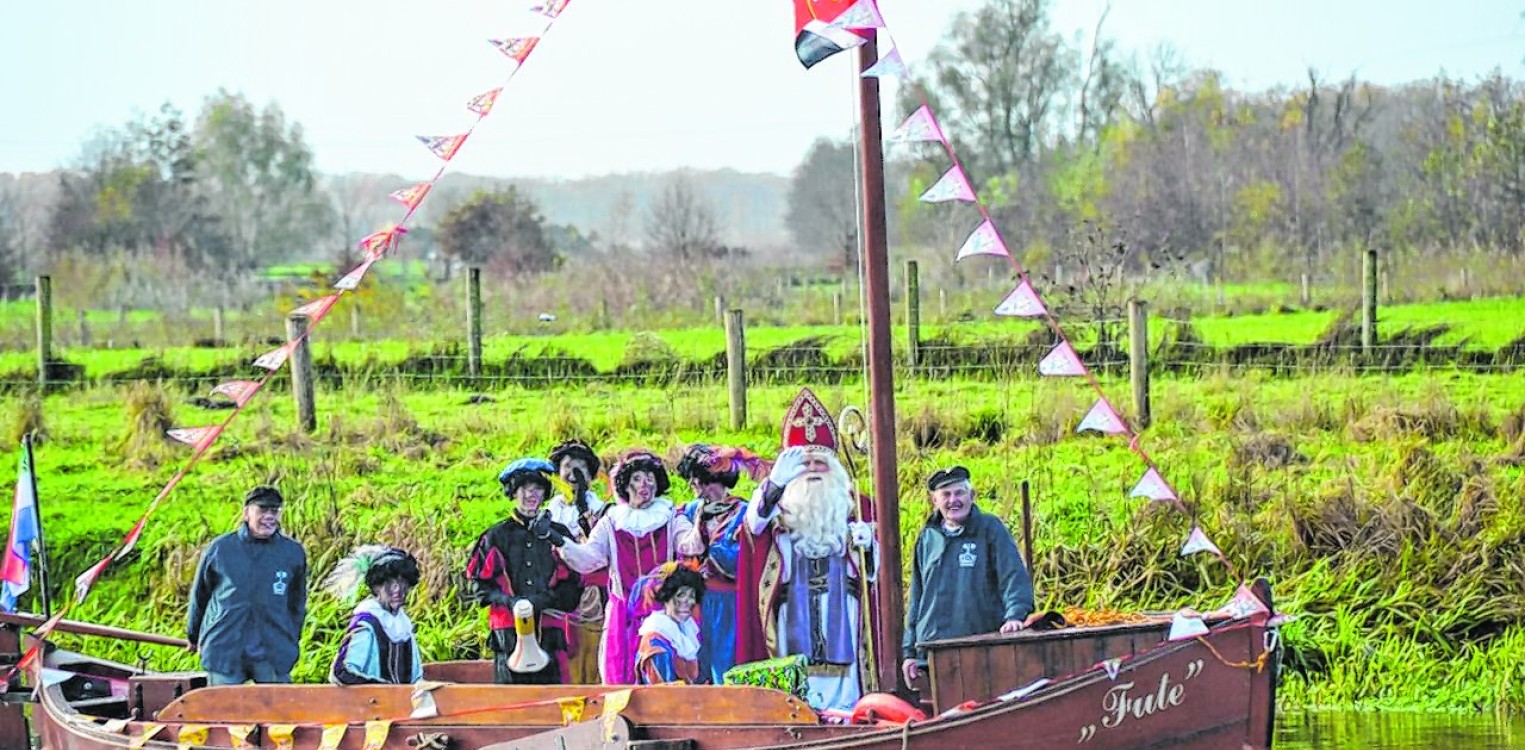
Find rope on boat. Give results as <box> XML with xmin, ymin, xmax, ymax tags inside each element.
<box><xmin>405</xmin><ymin>732</ymin><xmax>450</xmax><ymax>750</ymax></box>
<box><xmin>1194</xmin><ymin>634</ymin><xmax>1273</xmax><ymax>673</ymax></box>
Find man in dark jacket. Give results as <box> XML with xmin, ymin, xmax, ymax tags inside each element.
<box><xmin>187</xmin><ymin>485</ymin><xmax>309</xmax><ymax>685</ymax></box>
<box><xmin>465</xmin><ymin>458</ymin><xmax>583</xmax><ymax>684</ymax></box>
<box><xmin>900</xmin><ymin>466</ymin><xmax>1034</xmax><ymax>690</ymax></box>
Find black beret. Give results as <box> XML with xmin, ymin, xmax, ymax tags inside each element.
<box><xmin>927</xmin><ymin>466</ymin><xmax>971</xmax><ymax>491</ymax></box>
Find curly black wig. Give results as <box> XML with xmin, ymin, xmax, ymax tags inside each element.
<box><xmin>675</xmin><ymin>445</ymin><xmax>740</xmax><ymax>489</ymax></box>
<box><xmin>366</xmin><ymin>549</ymin><xmax>421</xmax><ymax>589</ymax></box>
<box><xmin>654</xmin><ymin>566</ymin><xmax>706</xmax><ymax>604</ymax></box>
<box><xmin>502</xmin><ymin>468</ymin><xmax>553</xmax><ymax>499</ymax></box>
<box><xmin>549</xmin><ymin>439</ymin><xmax>601</xmax><ymax>478</ymax></box>
<box><xmin>613</xmin><ymin>454</ymin><xmax>670</xmax><ymax>501</ymax></box>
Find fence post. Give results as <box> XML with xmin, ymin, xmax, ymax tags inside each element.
<box><xmin>35</xmin><ymin>275</ymin><xmax>52</xmax><ymax>388</ymax></box>
<box><xmin>467</xmin><ymin>267</ymin><xmax>483</xmax><ymax>378</ymax></box>
<box><xmin>905</xmin><ymin>260</ymin><xmax>921</xmax><ymax>369</ymax></box>
<box><xmin>938</xmin><ymin>288</ymin><xmax>947</xmax><ymax>322</ymax></box>
<box><xmin>77</xmin><ymin>309</ymin><xmax>91</xmax><ymax>349</ymax></box>
<box><xmin>1128</xmin><ymin>299</ymin><xmax>1151</xmax><ymax>429</ymax></box>
<box><xmin>1459</xmin><ymin>266</ymin><xmax>1471</xmax><ymax>297</ymax></box>
<box><xmin>714</xmin><ymin>295</ymin><xmax>725</xmax><ymax>325</ymax></box>
<box><xmin>286</xmin><ymin>313</ymin><xmax>316</xmax><ymax>433</ymax></box>
<box><xmin>350</xmin><ymin>304</ymin><xmax>362</xmax><ymax>339</ymax></box>
<box><xmin>1362</xmin><ymin>248</ymin><xmax>1378</xmax><ymax>352</ymax></box>
<box><xmin>1300</xmin><ymin>272</ymin><xmax>1311</xmax><ymax>308</ymax></box>
<box><xmin>1381</xmin><ymin>268</ymin><xmax>1391</xmax><ymax>304</ymax></box>
<box><xmin>212</xmin><ymin>305</ymin><xmax>225</xmax><ymax>345</ymax></box>
<box><xmin>832</xmin><ymin>292</ymin><xmax>843</xmax><ymax>326</ymax></box>
<box><xmin>725</xmin><ymin>309</ymin><xmax>747</xmax><ymax>430</ymax></box>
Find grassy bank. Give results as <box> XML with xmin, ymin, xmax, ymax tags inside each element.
<box><xmin>1</xmin><ymin>369</ymin><xmax>1523</xmax><ymax>711</ymax></box>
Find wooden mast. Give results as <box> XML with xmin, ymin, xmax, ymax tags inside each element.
<box><xmin>854</xmin><ymin>30</ymin><xmax>904</xmax><ymax>695</ymax></box>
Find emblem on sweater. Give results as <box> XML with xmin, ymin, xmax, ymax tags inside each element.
<box><xmin>958</xmin><ymin>542</ymin><xmax>977</xmax><ymax>568</ymax></box>
<box><xmin>273</xmin><ymin>570</ymin><xmax>289</xmax><ymax>596</ymax></box>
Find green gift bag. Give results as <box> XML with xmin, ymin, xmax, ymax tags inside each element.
<box><xmin>721</xmin><ymin>654</ymin><xmax>810</xmax><ymax>700</ymax></box>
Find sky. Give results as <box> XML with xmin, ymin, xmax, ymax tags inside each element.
<box><xmin>1</xmin><ymin>0</ymin><xmax>1521</xmax><ymax>181</ymax></box>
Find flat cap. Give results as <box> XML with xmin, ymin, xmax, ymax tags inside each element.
<box><xmin>927</xmin><ymin>466</ymin><xmax>971</xmax><ymax>491</ymax></box>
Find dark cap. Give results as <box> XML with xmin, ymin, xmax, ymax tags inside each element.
<box><xmin>927</xmin><ymin>466</ymin><xmax>971</xmax><ymax>491</ymax></box>
<box><xmin>243</xmin><ymin>485</ymin><xmax>284</xmax><ymax>508</ymax></box>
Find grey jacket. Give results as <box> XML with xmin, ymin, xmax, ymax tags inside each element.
<box><xmin>902</xmin><ymin>506</ymin><xmax>1033</xmax><ymax>661</ymax></box>
<box><xmin>187</xmin><ymin>524</ymin><xmax>308</xmax><ymax>674</ymax></box>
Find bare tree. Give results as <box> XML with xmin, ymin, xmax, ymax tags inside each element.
<box><xmin>644</xmin><ymin>174</ymin><xmax>721</xmax><ymax>261</ymax></box>
<box><xmin>785</xmin><ymin>137</ymin><xmax>858</xmax><ymax>273</ymax></box>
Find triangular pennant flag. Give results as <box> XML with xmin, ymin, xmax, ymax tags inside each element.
<box><xmin>1167</xmin><ymin>611</ymin><xmax>1209</xmax><ymax>641</ymax></box>
<box><xmin>227</xmin><ymin>726</ymin><xmax>255</xmax><ymax>750</ymax></box>
<box><xmin>919</xmin><ymin>165</ymin><xmax>977</xmax><ymax>203</ymax></box>
<box><xmin>1100</xmin><ymin>657</ymin><xmax>1122</xmax><ymax>680</ymax></box>
<box><xmin>828</xmin><ymin>0</ymin><xmax>886</xmax><ymax>30</ymax></box>
<box><xmin>336</xmin><ymin>258</ymin><xmax>378</xmax><ymax>292</ymax></box>
<box><xmin>211</xmin><ymin>381</ymin><xmax>261</xmax><ymax>408</ymax></box>
<box><xmin>1180</xmin><ymin>526</ymin><xmax>1221</xmax><ymax>557</ymax></box>
<box><xmin>178</xmin><ymin>725</ymin><xmax>211</xmax><ymax>750</ymax></box>
<box><xmin>360</xmin><ymin>723</ymin><xmax>391</xmax><ymax>750</ymax></box>
<box><xmin>167</xmin><ymin>426</ymin><xmax>222</xmax><ymax>452</ymax></box>
<box><xmin>318</xmin><ymin>725</ymin><xmax>346</xmax><ymax>750</ymax></box>
<box><xmin>1129</xmin><ymin>467</ymin><xmax>1178</xmax><ymax>502</ymax></box>
<box><xmin>1038</xmin><ymin>341</ymin><xmax>1085</xmax><ymax>376</ymax></box>
<box><xmin>291</xmin><ymin>294</ymin><xmax>339</xmax><ymax>324</ymax></box>
<box><xmin>955</xmin><ymin>220</ymin><xmax>1010</xmax><ymax>260</ymax></box>
<box><xmin>115</xmin><ymin>517</ymin><xmax>149</xmax><ymax>560</ymax></box>
<box><xmin>1209</xmin><ymin>585</ymin><xmax>1272</xmax><ymax>621</ymax></box>
<box><xmin>358</xmin><ymin>223</ymin><xmax>408</xmax><ymax>260</ymax></box>
<box><xmin>74</xmin><ymin>554</ymin><xmax>111</xmax><ymax>603</ymax></box>
<box><xmin>861</xmin><ymin>47</ymin><xmax>906</xmax><ymax>78</ymax></box>
<box><xmin>253</xmin><ymin>341</ymin><xmax>296</xmax><ymax>371</ymax></box>
<box><xmin>994</xmin><ymin>278</ymin><xmax>1047</xmax><ymax>317</ymax></box>
<box><xmin>416</xmin><ymin>134</ymin><xmax>468</xmax><ymax>161</ymax></box>
<box><xmin>886</xmin><ymin>105</ymin><xmax>946</xmax><ymax>144</ymax></box>
<box><xmin>1077</xmin><ymin>398</ymin><xmax>1127</xmax><ymax>434</ymax></box>
<box><xmin>467</xmin><ymin>87</ymin><xmax>503</xmax><ymax>116</ymax></box>
<box><xmin>387</xmin><ymin>182</ymin><xmax>432</xmax><ymax>211</ymax></box>
<box><xmin>490</xmin><ymin>37</ymin><xmax>541</xmax><ymax>63</ymax></box>
<box><xmin>128</xmin><ymin>723</ymin><xmax>165</xmax><ymax>750</ymax></box>
<box><xmin>530</xmin><ymin>0</ymin><xmax>570</xmax><ymax>18</ymax></box>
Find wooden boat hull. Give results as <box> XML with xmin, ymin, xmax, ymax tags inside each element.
<box><xmin>27</xmin><ymin>617</ymin><xmax>1277</xmax><ymax>750</ymax></box>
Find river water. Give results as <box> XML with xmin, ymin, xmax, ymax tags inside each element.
<box><xmin>1277</xmin><ymin>710</ymin><xmax>1525</xmax><ymax>748</ymax></box>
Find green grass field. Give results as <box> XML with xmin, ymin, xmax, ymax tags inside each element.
<box><xmin>1</xmin><ymin>368</ymin><xmax>1523</xmax><ymax>711</ymax></box>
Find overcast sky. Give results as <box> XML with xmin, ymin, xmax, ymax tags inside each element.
<box><xmin>2</xmin><ymin>0</ymin><xmax>1521</xmax><ymax>180</ymax></box>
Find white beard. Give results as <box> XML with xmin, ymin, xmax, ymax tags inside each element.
<box><xmin>778</xmin><ymin>466</ymin><xmax>852</xmax><ymax>560</ymax></box>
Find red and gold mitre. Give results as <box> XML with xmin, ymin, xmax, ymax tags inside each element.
<box><xmin>781</xmin><ymin>387</ymin><xmax>839</xmax><ymax>454</ymax></box>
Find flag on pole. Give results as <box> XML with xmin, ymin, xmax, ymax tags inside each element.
<box><xmin>0</xmin><ymin>442</ymin><xmax>38</xmax><ymax>612</ymax></box>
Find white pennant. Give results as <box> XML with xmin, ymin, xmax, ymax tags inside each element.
<box><xmin>1129</xmin><ymin>467</ymin><xmax>1178</xmax><ymax>502</ymax></box>
<box><xmin>210</xmin><ymin>381</ymin><xmax>261</xmax><ymax>407</ymax></box>
<box><xmin>1038</xmin><ymin>341</ymin><xmax>1085</xmax><ymax>376</ymax></box>
<box><xmin>887</xmin><ymin>105</ymin><xmax>945</xmax><ymax>145</ymax></box>
<box><xmin>862</xmin><ymin>48</ymin><xmax>905</xmax><ymax>78</ymax></box>
<box><xmin>290</xmin><ymin>295</ymin><xmax>339</xmax><ymax>323</ymax></box>
<box><xmin>253</xmin><ymin>342</ymin><xmax>295</xmax><ymax>371</ymax></box>
<box><xmin>1100</xmin><ymin>657</ymin><xmax>1122</xmax><ymax>680</ymax></box>
<box><xmin>829</xmin><ymin>0</ymin><xmax>886</xmax><ymax>29</ymax></box>
<box><xmin>955</xmin><ymin>220</ymin><xmax>1010</xmax><ymax>260</ymax></box>
<box><xmin>1180</xmin><ymin>526</ymin><xmax>1221</xmax><ymax>557</ymax></box>
<box><xmin>335</xmin><ymin>258</ymin><xmax>377</xmax><ymax>291</ymax></box>
<box><xmin>994</xmin><ymin>279</ymin><xmax>1047</xmax><ymax>317</ymax></box>
<box><xmin>1167</xmin><ymin>612</ymin><xmax>1209</xmax><ymax>641</ymax></box>
<box><xmin>1209</xmin><ymin>586</ymin><xmax>1271</xmax><ymax>621</ymax></box>
<box><xmin>919</xmin><ymin>165</ymin><xmax>977</xmax><ymax>203</ymax></box>
<box><xmin>166</xmin><ymin>426</ymin><xmax>220</xmax><ymax>450</ymax></box>
<box><xmin>1077</xmin><ymin>398</ymin><xmax>1127</xmax><ymax>434</ymax></box>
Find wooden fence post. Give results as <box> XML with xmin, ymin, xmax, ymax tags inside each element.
<box><xmin>77</xmin><ymin>310</ymin><xmax>91</xmax><ymax>349</ymax></box>
<box><xmin>35</xmin><ymin>275</ymin><xmax>51</xmax><ymax>388</ymax></box>
<box><xmin>212</xmin><ymin>305</ymin><xmax>225</xmax><ymax>345</ymax></box>
<box><xmin>286</xmin><ymin>313</ymin><xmax>316</xmax><ymax>433</ymax></box>
<box><xmin>467</xmin><ymin>267</ymin><xmax>483</xmax><ymax>378</ymax></box>
<box><xmin>714</xmin><ymin>295</ymin><xmax>725</xmax><ymax>325</ymax></box>
<box><xmin>350</xmin><ymin>305</ymin><xmax>361</xmax><ymax>339</ymax></box>
<box><xmin>725</xmin><ymin>309</ymin><xmax>747</xmax><ymax>430</ymax></box>
<box><xmin>1300</xmin><ymin>272</ymin><xmax>1311</xmax><ymax>308</ymax></box>
<box><xmin>1362</xmin><ymin>248</ymin><xmax>1378</xmax><ymax>352</ymax></box>
<box><xmin>905</xmin><ymin>260</ymin><xmax>921</xmax><ymax>369</ymax></box>
<box><xmin>832</xmin><ymin>292</ymin><xmax>843</xmax><ymax>326</ymax></box>
<box><xmin>938</xmin><ymin>288</ymin><xmax>947</xmax><ymax>322</ymax></box>
<box><xmin>1128</xmin><ymin>299</ymin><xmax>1151</xmax><ymax>429</ymax></box>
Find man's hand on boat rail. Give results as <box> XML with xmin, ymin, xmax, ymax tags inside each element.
<box><xmin>999</xmin><ymin>619</ymin><xmax>1025</xmax><ymax>634</ymax></box>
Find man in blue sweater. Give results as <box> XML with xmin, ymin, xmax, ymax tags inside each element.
<box><xmin>900</xmin><ymin>466</ymin><xmax>1034</xmax><ymax>690</ymax></box>
<box><xmin>187</xmin><ymin>485</ymin><xmax>309</xmax><ymax>685</ymax></box>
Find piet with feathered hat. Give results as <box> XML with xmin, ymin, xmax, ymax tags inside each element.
<box><xmin>324</xmin><ymin>545</ymin><xmax>423</xmax><ymax>685</ymax></box>
<box><xmin>463</xmin><ymin>457</ymin><xmax>584</xmax><ymax>685</ymax></box>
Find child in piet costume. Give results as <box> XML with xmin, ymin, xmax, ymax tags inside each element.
<box><xmin>631</xmin><ymin>562</ymin><xmax>707</xmax><ymax>685</ymax></box>
<box><xmin>325</xmin><ymin>545</ymin><xmax>424</xmax><ymax>685</ymax></box>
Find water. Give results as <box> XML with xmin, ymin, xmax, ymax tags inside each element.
<box><xmin>1277</xmin><ymin>710</ymin><xmax>1525</xmax><ymax>749</ymax></box>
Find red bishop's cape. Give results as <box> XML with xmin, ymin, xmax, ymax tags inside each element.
<box><xmin>732</xmin><ymin>387</ymin><xmax>884</xmax><ymax>667</ymax></box>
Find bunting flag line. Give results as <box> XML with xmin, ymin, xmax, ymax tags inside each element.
<box><xmin>919</xmin><ymin>165</ymin><xmax>976</xmax><ymax>203</ymax></box>
<box><xmin>792</xmin><ymin>0</ymin><xmax>871</xmax><ymax>69</ymax></box>
<box><xmin>166</xmin><ymin>426</ymin><xmax>222</xmax><ymax>452</ymax></box>
<box><xmin>1180</xmin><ymin>526</ymin><xmax>1221</xmax><ymax>557</ymax></box>
<box><xmin>467</xmin><ymin>87</ymin><xmax>503</xmax><ymax>116</ymax></box>
<box><xmin>828</xmin><ymin>0</ymin><xmax>887</xmax><ymax>30</ymax></box>
<box><xmin>1076</xmin><ymin>398</ymin><xmax>1127</xmax><ymax>434</ymax></box>
<box><xmin>291</xmin><ymin>294</ymin><xmax>340</xmax><ymax>324</ymax></box>
<box><xmin>490</xmin><ymin>37</ymin><xmax>541</xmax><ymax>64</ymax></box>
<box><xmin>114</xmin><ymin>517</ymin><xmax>149</xmax><ymax>561</ymax></box>
<box><xmin>358</xmin><ymin>224</ymin><xmax>408</xmax><ymax>260</ymax></box>
<box><xmin>387</xmin><ymin>183</ymin><xmax>432</xmax><ymax>211</ymax></box>
<box><xmin>73</xmin><ymin>555</ymin><xmax>111</xmax><ymax>603</ymax></box>
<box><xmin>531</xmin><ymin>0</ymin><xmax>571</xmax><ymax>18</ymax></box>
<box><xmin>1129</xmin><ymin>467</ymin><xmax>1178</xmax><ymax>502</ymax></box>
<box><xmin>211</xmin><ymin>381</ymin><xmax>261</xmax><ymax>407</ymax></box>
<box><xmin>954</xmin><ymin>220</ymin><xmax>1010</xmax><ymax>260</ymax></box>
<box><xmin>1037</xmin><ymin>341</ymin><xmax>1085</xmax><ymax>377</ymax></box>
<box><xmin>335</xmin><ymin>258</ymin><xmax>378</xmax><ymax>292</ymax></box>
<box><xmin>861</xmin><ymin>47</ymin><xmax>905</xmax><ymax>78</ymax></box>
<box><xmin>416</xmin><ymin>134</ymin><xmax>469</xmax><ymax>161</ymax></box>
<box><xmin>886</xmin><ymin>105</ymin><xmax>945</xmax><ymax>145</ymax></box>
<box><xmin>993</xmin><ymin>278</ymin><xmax>1046</xmax><ymax>317</ymax></box>
<box><xmin>1209</xmin><ymin>585</ymin><xmax>1271</xmax><ymax>621</ymax></box>
<box><xmin>253</xmin><ymin>341</ymin><xmax>297</xmax><ymax>372</ymax></box>
<box><xmin>1167</xmin><ymin>612</ymin><xmax>1209</xmax><ymax>641</ymax></box>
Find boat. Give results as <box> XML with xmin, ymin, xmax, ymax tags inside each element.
<box><xmin>0</xmin><ymin>22</ymin><xmax>1283</xmax><ymax>750</ymax></box>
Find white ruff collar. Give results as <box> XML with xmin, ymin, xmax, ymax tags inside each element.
<box><xmin>549</xmin><ymin>491</ymin><xmax>605</xmax><ymax>515</ymax></box>
<box><xmin>638</xmin><ymin>611</ymin><xmax>700</xmax><ymax>660</ymax></box>
<box><xmin>610</xmin><ymin>498</ymin><xmax>674</xmax><ymax>536</ymax></box>
<box><xmin>356</xmin><ymin>598</ymin><xmax>415</xmax><ymax>642</ymax></box>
